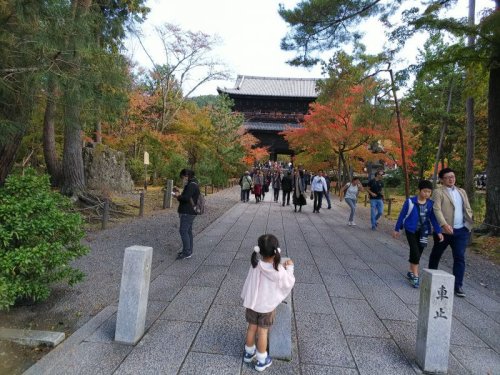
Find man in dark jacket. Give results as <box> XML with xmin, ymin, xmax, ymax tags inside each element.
<box><xmin>173</xmin><ymin>169</ymin><xmax>200</xmax><ymax>259</ymax></box>
<box><xmin>281</xmin><ymin>171</ymin><xmax>293</xmax><ymax>206</ymax></box>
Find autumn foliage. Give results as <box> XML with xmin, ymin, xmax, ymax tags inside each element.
<box><xmin>282</xmin><ymin>83</ymin><xmax>413</xmax><ymax>177</ymax></box>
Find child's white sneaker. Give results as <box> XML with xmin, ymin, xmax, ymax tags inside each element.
<box><xmin>347</xmin><ymin>221</ymin><xmax>352</xmax><ymax>226</ymax></box>
<box><xmin>351</xmin><ymin>221</ymin><xmax>357</xmax><ymax>226</ymax></box>
<box><xmin>243</xmin><ymin>350</ymin><xmax>256</xmax><ymax>363</ymax></box>
<box><xmin>255</xmin><ymin>356</ymin><xmax>272</xmax><ymax>372</ymax></box>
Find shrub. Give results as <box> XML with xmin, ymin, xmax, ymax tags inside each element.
<box><xmin>0</xmin><ymin>170</ymin><xmax>89</xmax><ymax>310</ymax></box>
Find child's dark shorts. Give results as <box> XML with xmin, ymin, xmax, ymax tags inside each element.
<box><xmin>245</xmin><ymin>308</ymin><xmax>276</xmax><ymax>328</ymax></box>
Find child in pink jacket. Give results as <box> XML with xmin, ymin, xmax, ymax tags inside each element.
<box><xmin>241</xmin><ymin>234</ymin><xmax>295</xmax><ymax>372</ymax></box>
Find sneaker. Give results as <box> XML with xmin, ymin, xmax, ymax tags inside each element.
<box><xmin>351</xmin><ymin>221</ymin><xmax>357</xmax><ymax>226</ymax></box>
<box><xmin>406</xmin><ymin>272</ymin><xmax>415</xmax><ymax>280</ymax></box>
<box><xmin>176</xmin><ymin>253</ymin><xmax>192</xmax><ymax>260</ymax></box>
<box><xmin>348</xmin><ymin>221</ymin><xmax>352</xmax><ymax>226</ymax></box>
<box><xmin>243</xmin><ymin>351</ymin><xmax>256</xmax><ymax>363</ymax></box>
<box><xmin>411</xmin><ymin>276</ymin><xmax>420</xmax><ymax>288</ymax></box>
<box><xmin>455</xmin><ymin>287</ymin><xmax>466</xmax><ymax>298</ymax></box>
<box><xmin>255</xmin><ymin>356</ymin><xmax>272</xmax><ymax>372</ymax></box>
<box><xmin>371</xmin><ymin>226</ymin><xmax>376</xmax><ymax>231</ymax></box>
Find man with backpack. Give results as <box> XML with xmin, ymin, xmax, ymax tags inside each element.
<box><xmin>173</xmin><ymin>169</ymin><xmax>201</xmax><ymax>260</ymax></box>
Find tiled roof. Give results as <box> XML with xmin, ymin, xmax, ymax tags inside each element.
<box><xmin>243</xmin><ymin>122</ymin><xmax>302</xmax><ymax>131</ymax></box>
<box><xmin>218</xmin><ymin>75</ymin><xmax>320</xmax><ymax>98</ymax></box>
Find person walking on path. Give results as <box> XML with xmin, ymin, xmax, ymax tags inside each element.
<box><xmin>392</xmin><ymin>180</ymin><xmax>444</xmax><ymax>288</ymax></box>
<box><xmin>428</xmin><ymin>168</ymin><xmax>473</xmax><ymax>297</ymax></box>
<box><xmin>323</xmin><ymin>174</ymin><xmax>332</xmax><ymax>209</ymax></box>
<box><xmin>367</xmin><ymin>171</ymin><xmax>385</xmax><ymax>230</ymax></box>
<box><xmin>172</xmin><ymin>169</ymin><xmax>200</xmax><ymax>260</ymax></box>
<box><xmin>281</xmin><ymin>171</ymin><xmax>293</xmax><ymax>206</ymax></box>
<box><xmin>292</xmin><ymin>169</ymin><xmax>307</xmax><ymax>212</ymax></box>
<box><xmin>311</xmin><ymin>170</ymin><xmax>328</xmax><ymax>213</ymax></box>
<box><xmin>340</xmin><ymin>176</ymin><xmax>364</xmax><ymax>226</ymax></box>
<box><xmin>253</xmin><ymin>170</ymin><xmax>264</xmax><ymax>203</ymax></box>
<box><xmin>272</xmin><ymin>171</ymin><xmax>282</xmax><ymax>202</ymax></box>
<box><xmin>240</xmin><ymin>171</ymin><xmax>253</xmax><ymax>203</ymax></box>
<box><xmin>241</xmin><ymin>234</ymin><xmax>295</xmax><ymax>372</ymax></box>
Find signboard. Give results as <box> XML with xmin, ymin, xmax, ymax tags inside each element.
<box><xmin>144</xmin><ymin>151</ymin><xmax>150</xmax><ymax>165</ymax></box>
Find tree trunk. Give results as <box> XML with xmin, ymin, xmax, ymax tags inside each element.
<box><xmin>484</xmin><ymin>58</ymin><xmax>500</xmax><ymax>234</ymax></box>
<box><xmin>432</xmin><ymin>80</ymin><xmax>454</xmax><ymax>187</ymax></box>
<box><xmin>0</xmin><ymin>130</ymin><xmax>24</xmax><ymax>186</ymax></box>
<box><xmin>61</xmin><ymin>82</ymin><xmax>86</xmax><ymax>196</ymax></box>
<box><xmin>60</xmin><ymin>0</ymin><xmax>92</xmax><ymax>196</ymax></box>
<box><xmin>464</xmin><ymin>0</ymin><xmax>476</xmax><ymax>200</ymax></box>
<box><xmin>43</xmin><ymin>75</ymin><xmax>63</xmax><ymax>186</ymax></box>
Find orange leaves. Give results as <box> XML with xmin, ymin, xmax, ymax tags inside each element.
<box><xmin>282</xmin><ymin>82</ymin><xmax>414</xmax><ymax>172</ymax></box>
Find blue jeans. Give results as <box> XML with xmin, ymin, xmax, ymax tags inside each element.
<box><xmin>179</xmin><ymin>214</ymin><xmax>196</xmax><ymax>256</ymax></box>
<box><xmin>345</xmin><ymin>198</ymin><xmax>356</xmax><ymax>222</ymax></box>
<box><xmin>429</xmin><ymin>227</ymin><xmax>470</xmax><ymax>289</ymax></box>
<box><xmin>370</xmin><ymin>199</ymin><xmax>383</xmax><ymax>228</ymax></box>
<box><xmin>324</xmin><ymin>191</ymin><xmax>331</xmax><ymax>208</ymax></box>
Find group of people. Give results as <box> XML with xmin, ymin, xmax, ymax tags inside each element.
<box><xmin>392</xmin><ymin>168</ymin><xmax>473</xmax><ymax>297</ymax></box>
<box><xmin>239</xmin><ymin>168</ymin><xmax>336</xmax><ymax>213</ymax></box>
<box><xmin>172</xmin><ymin>166</ymin><xmax>473</xmax><ymax>372</ymax></box>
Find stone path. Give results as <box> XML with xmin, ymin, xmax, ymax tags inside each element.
<box><xmin>24</xmin><ymin>190</ymin><xmax>500</xmax><ymax>374</ymax></box>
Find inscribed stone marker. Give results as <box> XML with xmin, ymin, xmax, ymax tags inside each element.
<box><xmin>416</xmin><ymin>268</ymin><xmax>454</xmax><ymax>373</ymax></box>
<box><xmin>115</xmin><ymin>245</ymin><xmax>153</xmax><ymax>345</ymax></box>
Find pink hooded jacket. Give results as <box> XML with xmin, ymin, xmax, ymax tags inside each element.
<box><xmin>241</xmin><ymin>260</ymin><xmax>295</xmax><ymax>313</ymax></box>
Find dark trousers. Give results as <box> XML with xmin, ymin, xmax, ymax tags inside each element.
<box><xmin>273</xmin><ymin>188</ymin><xmax>280</xmax><ymax>202</ymax></box>
<box><xmin>405</xmin><ymin>230</ymin><xmax>425</xmax><ymax>265</ymax></box>
<box><xmin>282</xmin><ymin>191</ymin><xmax>291</xmax><ymax>205</ymax></box>
<box><xmin>428</xmin><ymin>227</ymin><xmax>470</xmax><ymax>289</ymax></box>
<box><xmin>179</xmin><ymin>214</ymin><xmax>196</xmax><ymax>256</ymax></box>
<box><xmin>313</xmin><ymin>191</ymin><xmax>323</xmax><ymax>212</ymax></box>
<box><xmin>324</xmin><ymin>191</ymin><xmax>331</xmax><ymax>208</ymax></box>
<box><xmin>241</xmin><ymin>189</ymin><xmax>250</xmax><ymax>202</ymax></box>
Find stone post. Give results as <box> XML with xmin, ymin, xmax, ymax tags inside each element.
<box><xmin>269</xmin><ymin>257</ymin><xmax>292</xmax><ymax>360</ymax></box>
<box><xmin>139</xmin><ymin>190</ymin><xmax>144</xmax><ymax>217</ymax></box>
<box><xmin>115</xmin><ymin>246</ymin><xmax>153</xmax><ymax>345</ymax></box>
<box><xmin>416</xmin><ymin>269</ymin><xmax>455</xmax><ymax>373</ymax></box>
<box><xmin>163</xmin><ymin>179</ymin><xmax>173</xmax><ymax>209</ymax></box>
<box><xmin>101</xmin><ymin>199</ymin><xmax>109</xmax><ymax>230</ymax></box>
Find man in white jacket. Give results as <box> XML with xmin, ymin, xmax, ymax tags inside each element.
<box><xmin>311</xmin><ymin>170</ymin><xmax>328</xmax><ymax>213</ymax></box>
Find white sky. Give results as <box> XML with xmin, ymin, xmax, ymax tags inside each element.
<box><xmin>125</xmin><ymin>0</ymin><xmax>493</xmax><ymax>97</ymax></box>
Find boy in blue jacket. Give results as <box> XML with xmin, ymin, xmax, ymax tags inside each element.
<box><xmin>392</xmin><ymin>180</ymin><xmax>444</xmax><ymax>288</ymax></box>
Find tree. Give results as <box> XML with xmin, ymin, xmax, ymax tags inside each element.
<box><xmin>135</xmin><ymin>23</ymin><xmax>230</xmax><ymax>132</ymax></box>
<box><xmin>279</xmin><ymin>0</ymin><xmax>500</xmax><ymax>233</ymax></box>
<box><xmin>0</xmin><ymin>2</ymin><xmax>45</xmax><ymax>186</ymax></box>
<box><xmin>282</xmin><ymin>83</ymin><xmax>411</xmax><ymax>183</ymax></box>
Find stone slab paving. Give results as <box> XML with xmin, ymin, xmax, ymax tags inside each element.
<box><xmin>24</xmin><ymin>192</ymin><xmax>500</xmax><ymax>374</ymax></box>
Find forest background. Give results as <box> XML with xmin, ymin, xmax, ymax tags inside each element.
<box><xmin>0</xmin><ymin>0</ymin><xmax>499</xmax><ymax>309</ymax></box>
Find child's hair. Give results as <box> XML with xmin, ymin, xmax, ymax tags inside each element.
<box><xmin>351</xmin><ymin>176</ymin><xmax>360</xmax><ymax>182</ymax></box>
<box><xmin>418</xmin><ymin>180</ymin><xmax>433</xmax><ymax>190</ymax></box>
<box><xmin>251</xmin><ymin>234</ymin><xmax>281</xmax><ymax>271</ymax></box>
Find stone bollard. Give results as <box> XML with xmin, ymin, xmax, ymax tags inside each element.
<box><xmin>416</xmin><ymin>269</ymin><xmax>455</xmax><ymax>373</ymax></box>
<box><xmin>115</xmin><ymin>246</ymin><xmax>153</xmax><ymax>345</ymax></box>
<box><xmin>139</xmin><ymin>190</ymin><xmax>145</xmax><ymax>217</ymax></box>
<box><xmin>269</xmin><ymin>257</ymin><xmax>292</xmax><ymax>360</ymax></box>
<box><xmin>101</xmin><ymin>199</ymin><xmax>109</xmax><ymax>230</ymax></box>
<box><xmin>163</xmin><ymin>179</ymin><xmax>173</xmax><ymax>209</ymax></box>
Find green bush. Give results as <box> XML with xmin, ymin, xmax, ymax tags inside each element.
<box><xmin>0</xmin><ymin>170</ymin><xmax>89</xmax><ymax>310</ymax></box>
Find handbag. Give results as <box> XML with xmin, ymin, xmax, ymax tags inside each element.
<box><xmin>310</xmin><ymin>192</ymin><xmax>314</xmax><ymax>200</ymax></box>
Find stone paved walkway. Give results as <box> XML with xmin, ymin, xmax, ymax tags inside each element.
<box><xmin>24</xmin><ymin>190</ymin><xmax>500</xmax><ymax>374</ymax></box>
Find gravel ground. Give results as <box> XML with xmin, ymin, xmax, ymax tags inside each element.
<box><xmin>1</xmin><ymin>186</ymin><xmax>498</xmax><ymax>374</ymax></box>
<box><xmin>0</xmin><ymin>186</ymin><xmax>242</xmax><ymax>374</ymax></box>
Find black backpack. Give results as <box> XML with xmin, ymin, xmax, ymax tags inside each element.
<box><xmin>189</xmin><ymin>182</ymin><xmax>205</xmax><ymax>215</ymax></box>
